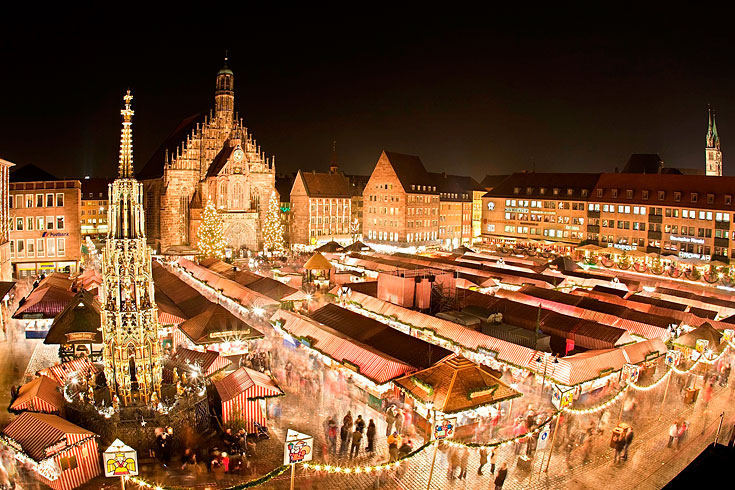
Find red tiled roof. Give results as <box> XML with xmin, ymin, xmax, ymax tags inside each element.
<box><xmin>298</xmin><ymin>171</ymin><xmax>352</xmax><ymax>198</ymax></box>
<box><xmin>14</xmin><ymin>284</ymin><xmax>76</xmax><ymax>319</ymax></box>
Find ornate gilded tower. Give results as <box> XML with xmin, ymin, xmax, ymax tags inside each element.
<box><xmin>706</xmin><ymin>107</ymin><xmax>722</xmax><ymax>176</ymax></box>
<box><xmin>101</xmin><ymin>90</ymin><xmax>162</xmax><ymax>405</ymax></box>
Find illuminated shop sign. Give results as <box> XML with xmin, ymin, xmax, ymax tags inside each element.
<box><xmin>670</xmin><ymin>235</ymin><xmax>705</xmax><ymax>245</ymax></box>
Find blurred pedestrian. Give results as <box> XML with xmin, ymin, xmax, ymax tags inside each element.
<box><xmin>623</xmin><ymin>427</ymin><xmax>634</xmax><ymax>460</ymax></box>
<box><xmin>494</xmin><ymin>462</ymin><xmax>508</xmax><ymax>490</ymax></box>
<box><xmin>478</xmin><ymin>447</ymin><xmax>488</xmax><ymax>475</ymax></box>
<box><xmin>458</xmin><ymin>447</ymin><xmax>469</xmax><ymax>479</ymax></box>
<box><xmin>387</xmin><ymin>431</ymin><xmax>401</xmax><ymax>462</ymax></box>
<box><xmin>327</xmin><ymin>417</ymin><xmax>338</xmax><ymax>456</ymax></box>
<box><xmin>366</xmin><ymin>419</ymin><xmax>376</xmax><ymax>453</ymax></box>
<box><xmin>355</xmin><ymin>415</ymin><xmax>365</xmax><ymax>433</ymax></box>
<box><xmin>668</xmin><ymin>422</ymin><xmax>679</xmax><ymax>448</ymax></box>
<box><xmin>490</xmin><ymin>448</ymin><xmax>497</xmax><ymax>474</ymax></box>
<box><xmin>447</xmin><ymin>447</ymin><xmax>460</xmax><ymax>479</ymax></box>
<box><xmin>349</xmin><ymin>429</ymin><xmax>362</xmax><ymax>459</ymax></box>
<box><xmin>340</xmin><ymin>422</ymin><xmax>349</xmax><ymax>455</ymax></box>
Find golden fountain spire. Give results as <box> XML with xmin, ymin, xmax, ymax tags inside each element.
<box><xmin>118</xmin><ymin>90</ymin><xmax>135</xmax><ymax>179</ymax></box>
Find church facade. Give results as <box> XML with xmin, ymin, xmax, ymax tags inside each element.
<box><xmin>137</xmin><ymin>59</ymin><xmax>277</xmax><ymax>254</ymax></box>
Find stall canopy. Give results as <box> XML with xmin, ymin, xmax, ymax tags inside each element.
<box><xmin>343</xmin><ymin>241</ymin><xmax>374</xmax><ymax>253</ymax></box>
<box><xmin>175</xmin><ymin>259</ymin><xmax>280</xmax><ymax>309</ymax></box>
<box><xmin>393</xmin><ymin>354</ymin><xmax>521</xmax><ymax>414</ymax></box>
<box><xmin>177</xmin><ymin>305</ymin><xmax>263</xmax><ymax>346</ymax></box>
<box><xmin>44</xmin><ymin>290</ymin><xmax>101</xmax><ymax>346</ymax></box>
<box><xmin>310</xmin><ymin>303</ymin><xmax>452</xmax><ymax>370</ymax></box>
<box><xmin>271</xmin><ymin>309</ymin><xmax>420</xmax><ymax>385</ymax></box>
<box><xmin>37</xmin><ymin>358</ymin><xmax>98</xmax><ymax>386</ymax></box>
<box><xmin>0</xmin><ymin>280</ymin><xmax>16</xmax><ymax>299</ymax></box>
<box><xmin>167</xmin><ymin>347</ymin><xmax>232</xmax><ymax>378</ymax></box>
<box><xmin>10</xmin><ymin>375</ymin><xmax>63</xmax><ymax>414</ymax></box>
<box><xmin>198</xmin><ymin>259</ymin><xmax>305</xmax><ymax>302</ymax></box>
<box><xmin>451</xmin><ymin>245</ymin><xmax>475</xmax><ymax>255</ymax></box>
<box><xmin>673</xmin><ymin>323</ymin><xmax>725</xmax><ymax>352</ymax></box>
<box><xmin>304</xmin><ymin>252</ymin><xmax>333</xmax><ymax>271</ymax></box>
<box><xmin>14</xmin><ymin>283</ymin><xmax>76</xmax><ymax>320</ymax></box>
<box><xmin>315</xmin><ymin>241</ymin><xmax>345</xmax><ymax>253</ymax></box>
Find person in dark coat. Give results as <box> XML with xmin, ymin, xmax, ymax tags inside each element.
<box><xmin>366</xmin><ymin>419</ymin><xmax>376</xmax><ymax>453</ymax></box>
<box><xmin>494</xmin><ymin>462</ymin><xmax>508</xmax><ymax>489</ymax></box>
<box><xmin>349</xmin><ymin>429</ymin><xmax>363</xmax><ymax>459</ymax></box>
<box><xmin>623</xmin><ymin>427</ymin><xmax>634</xmax><ymax>460</ymax></box>
<box><xmin>339</xmin><ymin>422</ymin><xmax>350</xmax><ymax>455</ymax></box>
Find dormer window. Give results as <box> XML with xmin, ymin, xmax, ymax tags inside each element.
<box><xmin>526</xmin><ymin>187</ymin><xmax>533</xmax><ymax>195</ymax></box>
<box><xmin>626</xmin><ymin>189</ymin><xmax>633</xmax><ymax>199</ymax></box>
<box><xmin>540</xmin><ymin>188</ymin><xmax>546</xmax><ymax>195</ymax></box>
<box><xmin>513</xmin><ymin>187</ymin><xmax>520</xmax><ymax>194</ymax></box>
<box><xmin>553</xmin><ymin>188</ymin><xmax>559</xmax><ymax>196</ymax></box>
<box><xmin>707</xmin><ymin>193</ymin><xmax>715</xmax><ymax>204</ymax></box>
<box><xmin>596</xmin><ymin>189</ymin><xmax>603</xmax><ymax>198</ymax></box>
<box><xmin>581</xmin><ymin>189</ymin><xmax>588</xmax><ymax>197</ymax></box>
<box><xmin>611</xmin><ymin>189</ymin><xmax>618</xmax><ymax>198</ymax></box>
<box><xmin>642</xmin><ymin>190</ymin><xmax>649</xmax><ymax>200</ymax></box>
<box><xmin>567</xmin><ymin>188</ymin><xmax>573</xmax><ymax>196</ymax></box>
<box><xmin>691</xmin><ymin>193</ymin><xmax>698</xmax><ymax>203</ymax></box>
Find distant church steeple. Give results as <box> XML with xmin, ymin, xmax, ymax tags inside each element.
<box><xmin>706</xmin><ymin>106</ymin><xmax>722</xmax><ymax>176</ymax></box>
<box><xmin>215</xmin><ymin>52</ymin><xmax>234</xmax><ymax>119</ymax></box>
<box><xmin>329</xmin><ymin>140</ymin><xmax>339</xmax><ymax>173</ymax></box>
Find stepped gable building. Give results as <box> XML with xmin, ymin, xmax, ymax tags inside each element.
<box><xmin>137</xmin><ymin>57</ymin><xmax>277</xmax><ymax>253</ymax></box>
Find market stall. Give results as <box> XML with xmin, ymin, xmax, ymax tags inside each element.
<box><xmin>393</xmin><ymin>354</ymin><xmax>521</xmax><ymax>438</ymax></box>
<box><xmin>1</xmin><ymin>412</ymin><xmax>101</xmax><ymax>490</ymax></box>
<box><xmin>43</xmin><ymin>289</ymin><xmax>103</xmax><ymax>362</ymax></box>
<box><xmin>173</xmin><ymin>304</ymin><xmax>263</xmax><ymax>356</ymax></box>
<box><xmin>303</xmin><ymin>252</ymin><xmax>333</xmax><ymax>289</ymax></box>
<box><xmin>10</xmin><ymin>375</ymin><xmax>64</xmax><ymax>414</ymax></box>
<box><xmin>214</xmin><ymin>366</ymin><xmax>284</xmax><ymax>432</ymax></box>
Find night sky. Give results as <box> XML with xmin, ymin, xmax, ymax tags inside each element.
<box><xmin>1</xmin><ymin>8</ymin><xmax>733</xmax><ymax>180</ymax></box>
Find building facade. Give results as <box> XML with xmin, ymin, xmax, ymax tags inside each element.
<box><xmin>436</xmin><ymin>174</ymin><xmax>479</xmax><ymax>248</ymax></box>
<box><xmin>8</xmin><ymin>179</ymin><xmax>82</xmax><ymax>277</ymax></box>
<box><xmin>290</xmin><ymin>170</ymin><xmax>353</xmax><ymax>245</ymax></box>
<box><xmin>137</xmin><ymin>58</ymin><xmax>277</xmax><ymax>254</ymax></box>
<box><xmin>482</xmin><ymin>172</ymin><xmax>735</xmax><ymax>262</ymax></box>
<box><xmin>80</xmin><ymin>177</ymin><xmax>111</xmax><ymax>237</ymax></box>
<box><xmin>0</xmin><ymin>159</ymin><xmax>12</xmax><ymax>280</ymax></box>
<box><xmin>363</xmin><ymin>151</ymin><xmax>440</xmax><ymax>248</ymax></box>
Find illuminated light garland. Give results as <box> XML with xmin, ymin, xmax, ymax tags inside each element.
<box><xmin>563</xmin><ymin>385</ymin><xmax>629</xmax><ymax>415</ymax></box>
<box><xmin>302</xmin><ymin>441</ymin><xmax>432</xmax><ymax>474</ymax></box>
<box><xmin>628</xmin><ymin>370</ymin><xmax>672</xmax><ymax>392</ymax></box>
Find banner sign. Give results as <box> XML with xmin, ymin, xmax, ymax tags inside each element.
<box><xmin>103</xmin><ymin>439</ymin><xmax>138</xmax><ymax>477</ymax></box>
<box><xmin>284</xmin><ymin>429</ymin><xmax>313</xmax><ymax>465</ymax></box>
<box><xmin>434</xmin><ymin>418</ymin><xmax>456</xmax><ymax>440</ymax></box>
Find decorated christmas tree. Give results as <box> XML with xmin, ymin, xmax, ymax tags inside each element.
<box><xmin>197</xmin><ymin>200</ymin><xmax>228</xmax><ymax>260</ymax></box>
<box><xmin>263</xmin><ymin>191</ymin><xmax>285</xmax><ymax>255</ymax></box>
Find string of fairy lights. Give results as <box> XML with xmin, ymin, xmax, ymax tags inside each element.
<box><xmin>125</xmin><ymin>343</ymin><xmax>731</xmax><ymax>488</ymax></box>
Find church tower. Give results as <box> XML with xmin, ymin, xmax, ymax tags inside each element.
<box><xmin>101</xmin><ymin>91</ymin><xmax>162</xmax><ymax>406</ymax></box>
<box><xmin>214</xmin><ymin>55</ymin><xmax>235</xmax><ymax>120</ymax></box>
<box><xmin>706</xmin><ymin>107</ymin><xmax>722</xmax><ymax>176</ymax></box>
